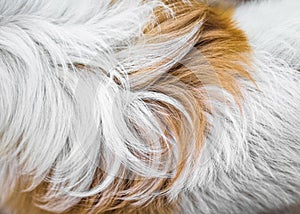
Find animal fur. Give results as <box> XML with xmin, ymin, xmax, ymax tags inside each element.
<box><xmin>0</xmin><ymin>0</ymin><xmax>299</xmax><ymax>213</ymax></box>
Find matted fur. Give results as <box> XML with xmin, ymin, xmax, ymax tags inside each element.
<box><xmin>0</xmin><ymin>0</ymin><xmax>300</xmax><ymax>213</ymax></box>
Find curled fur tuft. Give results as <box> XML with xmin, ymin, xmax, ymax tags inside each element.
<box><xmin>0</xmin><ymin>0</ymin><xmax>300</xmax><ymax>213</ymax></box>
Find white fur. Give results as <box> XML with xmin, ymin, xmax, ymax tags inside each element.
<box><xmin>181</xmin><ymin>1</ymin><xmax>300</xmax><ymax>213</ymax></box>
<box><xmin>0</xmin><ymin>0</ymin><xmax>201</xmax><ymax>212</ymax></box>
<box><xmin>0</xmin><ymin>0</ymin><xmax>300</xmax><ymax>213</ymax></box>
<box><xmin>176</xmin><ymin>1</ymin><xmax>300</xmax><ymax>213</ymax></box>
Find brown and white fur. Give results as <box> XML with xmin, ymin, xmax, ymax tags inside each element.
<box><xmin>0</xmin><ymin>0</ymin><xmax>300</xmax><ymax>213</ymax></box>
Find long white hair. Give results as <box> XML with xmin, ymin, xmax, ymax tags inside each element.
<box><xmin>0</xmin><ymin>0</ymin><xmax>300</xmax><ymax>213</ymax></box>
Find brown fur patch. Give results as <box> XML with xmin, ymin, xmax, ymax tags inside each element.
<box><xmin>109</xmin><ymin>0</ymin><xmax>252</xmax><ymax>213</ymax></box>
<box><xmin>6</xmin><ymin>1</ymin><xmax>252</xmax><ymax>214</ymax></box>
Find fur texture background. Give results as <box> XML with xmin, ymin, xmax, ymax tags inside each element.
<box><xmin>0</xmin><ymin>0</ymin><xmax>299</xmax><ymax>213</ymax></box>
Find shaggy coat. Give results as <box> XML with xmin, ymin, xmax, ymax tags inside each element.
<box><xmin>0</xmin><ymin>0</ymin><xmax>299</xmax><ymax>213</ymax></box>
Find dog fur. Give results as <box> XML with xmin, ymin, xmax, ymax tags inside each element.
<box><xmin>0</xmin><ymin>0</ymin><xmax>300</xmax><ymax>213</ymax></box>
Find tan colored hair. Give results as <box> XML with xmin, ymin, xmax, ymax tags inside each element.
<box><xmin>7</xmin><ymin>1</ymin><xmax>252</xmax><ymax>213</ymax></box>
